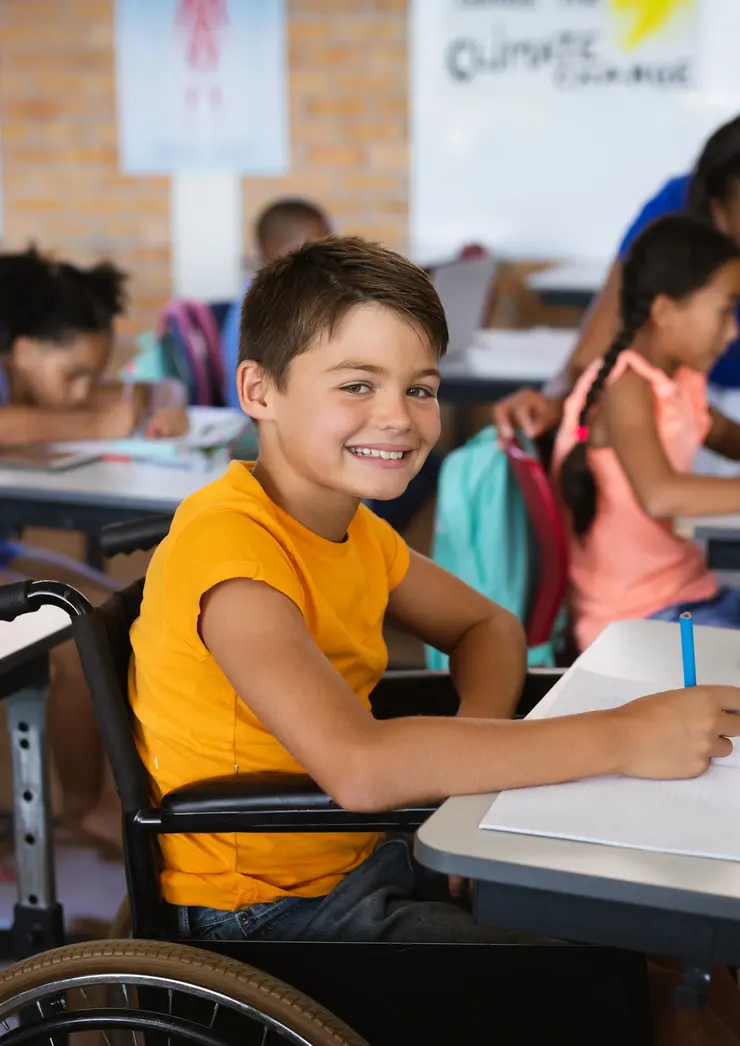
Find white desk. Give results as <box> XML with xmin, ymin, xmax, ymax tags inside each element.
<box><xmin>0</xmin><ymin>459</ymin><xmax>220</xmax><ymax>513</ymax></box>
<box><xmin>679</xmin><ymin>513</ymin><xmax>740</xmax><ymax>543</ymax></box>
<box><xmin>527</xmin><ymin>262</ymin><xmax>607</xmax><ymax>308</ymax></box>
<box><xmin>0</xmin><ymin>601</ymin><xmax>75</xmax><ymax>958</ymax></box>
<box><xmin>415</xmin><ymin>619</ymin><xmax>740</xmax><ymax>969</ymax></box>
<box><xmin>0</xmin><ymin>460</ymin><xmax>225</xmax><ymax>567</ymax></box>
<box><xmin>677</xmin><ymin>510</ymin><xmax>740</xmax><ymax>575</ymax></box>
<box><xmin>461</xmin><ymin>327</ymin><xmax>577</xmax><ymax>383</ymax></box>
<box><xmin>439</xmin><ymin>328</ymin><xmax>578</xmax><ymax>431</ymax></box>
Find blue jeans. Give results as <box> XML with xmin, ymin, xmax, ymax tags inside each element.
<box><xmin>649</xmin><ymin>587</ymin><xmax>740</xmax><ymax>628</ymax></box>
<box><xmin>170</xmin><ymin>834</ymin><xmax>537</xmax><ymax>944</ymax></box>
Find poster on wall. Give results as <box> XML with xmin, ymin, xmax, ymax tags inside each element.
<box><xmin>115</xmin><ymin>0</ymin><xmax>288</xmax><ymax>175</ymax></box>
<box><xmin>411</xmin><ymin>0</ymin><xmax>740</xmax><ymax>262</ymax></box>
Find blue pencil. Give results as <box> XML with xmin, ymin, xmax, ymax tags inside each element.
<box><xmin>680</xmin><ymin>611</ymin><xmax>697</xmax><ymax>687</ymax></box>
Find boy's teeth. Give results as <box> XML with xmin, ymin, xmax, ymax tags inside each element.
<box><xmin>350</xmin><ymin>447</ymin><xmax>404</xmax><ymax>460</ymax></box>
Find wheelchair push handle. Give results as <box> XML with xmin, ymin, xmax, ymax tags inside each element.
<box><xmin>0</xmin><ymin>579</ymin><xmax>92</xmax><ymax>621</ymax></box>
<box><xmin>0</xmin><ymin>581</ymin><xmax>33</xmax><ymax>621</ymax></box>
<box><xmin>99</xmin><ymin>514</ymin><xmax>173</xmax><ymax>558</ymax></box>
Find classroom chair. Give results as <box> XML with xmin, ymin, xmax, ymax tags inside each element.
<box><xmin>0</xmin><ymin>520</ymin><xmax>654</xmax><ymax>1046</ymax></box>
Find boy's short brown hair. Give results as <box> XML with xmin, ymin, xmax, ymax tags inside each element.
<box><xmin>238</xmin><ymin>236</ymin><xmax>448</xmax><ymax>389</ymax></box>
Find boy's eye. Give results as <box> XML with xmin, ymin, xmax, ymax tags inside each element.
<box><xmin>407</xmin><ymin>386</ymin><xmax>437</xmax><ymax>399</ymax></box>
<box><xmin>341</xmin><ymin>383</ymin><xmax>372</xmax><ymax>395</ymax></box>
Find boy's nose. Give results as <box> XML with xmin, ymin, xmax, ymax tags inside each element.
<box><xmin>374</xmin><ymin>395</ymin><xmax>413</xmax><ymax>431</ymax></box>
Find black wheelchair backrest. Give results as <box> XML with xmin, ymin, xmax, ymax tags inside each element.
<box><xmin>72</xmin><ymin>579</ymin><xmax>150</xmax><ymax>814</ymax></box>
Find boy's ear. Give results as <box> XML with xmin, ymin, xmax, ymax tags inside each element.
<box><xmin>237</xmin><ymin>359</ymin><xmax>274</xmax><ymax>421</ymax></box>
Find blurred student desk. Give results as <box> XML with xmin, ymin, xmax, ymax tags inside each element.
<box><xmin>439</xmin><ymin>327</ymin><xmax>577</xmax><ymax>444</ymax></box>
<box><xmin>415</xmin><ymin>618</ymin><xmax>740</xmax><ymax>1005</ymax></box>
<box><xmin>678</xmin><ymin>511</ymin><xmax>740</xmax><ymax>572</ymax></box>
<box><xmin>0</xmin><ymin>458</ymin><xmax>225</xmax><ymax>569</ymax></box>
<box><xmin>679</xmin><ymin>438</ymin><xmax>740</xmax><ymax>569</ymax></box>
<box><xmin>439</xmin><ymin>327</ymin><xmax>577</xmax><ymax>404</ymax></box>
<box><xmin>526</xmin><ymin>261</ymin><xmax>608</xmax><ymax>310</ymax></box>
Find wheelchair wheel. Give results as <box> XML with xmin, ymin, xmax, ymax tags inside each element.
<box><xmin>0</xmin><ymin>939</ymin><xmax>368</xmax><ymax>1045</ymax></box>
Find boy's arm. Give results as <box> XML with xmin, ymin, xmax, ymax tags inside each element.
<box><xmin>199</xmin><ymin>577</ymin><xmax>739</xmax><ymax>811</ymax></box>
<box><xmin>601</xmin><ymin>371</ymin><xmax>740</xmax><ymax>518</ymax></box>
<box><xmin>386</xmin><ymin>551</ymin><xmax>526</xmax><ymax>719</ymax></box>
<box><xmin>704</xmin><ymin>408</ymin><xmax>740</xmax><ymax>461</ymax></box>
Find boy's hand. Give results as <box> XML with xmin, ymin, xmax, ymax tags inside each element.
<box><xmin>146</xmin><ymin>408</ymin><xmax>189</xmax><ymax>439</ymax></box>
<box><xmin>611</xmin><ymin>685</ymin><xmax>740</xmax><ymax>779</ymax></box>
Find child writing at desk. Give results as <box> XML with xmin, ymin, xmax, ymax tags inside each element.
<box><xmin>0</xmin><ymin>246</ymin><xmax>187</xmax><ymax>853</ymax></box>
<box><xmin>131</xmin><ymin>236</ymin><xmax>740</xmax><ymax>1042</ymax></box>
<box><xmin>555</xmin><ymin>215</ymin><xmax>740</xmax><ymax>650</ymax></box>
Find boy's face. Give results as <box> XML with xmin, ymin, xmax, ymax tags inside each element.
<box><xmin>241</xmin><ymin>304</ymin><xmax>442</xmax><ymax>504</ymax></box>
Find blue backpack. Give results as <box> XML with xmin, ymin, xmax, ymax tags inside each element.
<box><xmin>426</xmin><ymin>427</ymin><xmax>560</xmax><ymax>669</ymax></box>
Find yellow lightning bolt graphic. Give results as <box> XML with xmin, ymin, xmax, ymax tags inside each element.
<box><xmin>611</xmin><ymin>0</ymin><xmax>694</xmax><ymax>49</ymax></box>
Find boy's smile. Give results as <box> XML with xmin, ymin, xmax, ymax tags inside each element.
<box><xmin>345</xmin><ymin>443</ymin><xmax>414</xmax><ymax>468</ymax></box>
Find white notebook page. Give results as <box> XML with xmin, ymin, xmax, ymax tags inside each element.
<box><xmin>480</xmin><ymin>669</ymin><xmax>740</xmax><ymax>860</ymax></box>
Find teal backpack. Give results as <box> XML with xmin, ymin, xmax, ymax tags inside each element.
<box><xmin>426</xmin><ymin>426</ymin><xmax>561</xmax><ymax>670</ymax></box>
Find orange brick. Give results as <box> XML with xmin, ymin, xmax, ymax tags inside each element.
<box><xmin>6</xmin><ymin>98</ymin><xmax>64</xmax><ymax>120</ymax></box>
<box><xmin>305</xmin><ymin>96</ymin><xmax>364</xmax><ymax>118</ymax></box>
<box><xmin>335</xmin><ymin>72</ymin><xmax>401</xmax><ymax>94</ymax></box>
<box><xmin>11</xmin><ymin>197</ymin><xmax>64</xmax><ymax>213</ymax></box>
<box><xmin>347</xmin><ymin>121</ymin><xmax>405</xmax><ymax>143</ymax></box>
<box><xmin>306</xmin><ymin>144</ymin><xmax>366</xmax><ymax>167</ymax></box>
<box><xmin>338</xmin><ymin>171</ymin><xmax>401</xmax><ymax>191</ymax></box>
<box><xmin>289</xmin><ymin>20</ymin><xmax>333</xmax><ymax>40</ymax></box>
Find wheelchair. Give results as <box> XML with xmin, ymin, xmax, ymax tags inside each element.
<box><xmin>0</xmin><ymin>516</ymin><xmax>655</xmax><ymax>1045</ymax></box>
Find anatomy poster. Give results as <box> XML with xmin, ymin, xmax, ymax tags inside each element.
<box><xmin>115</xmin><ymin>0</ymin><xmax>288</xmax><ymax>174</ymax></box>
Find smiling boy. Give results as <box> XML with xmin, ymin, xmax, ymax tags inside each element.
<box><xmin>129</xmin><ymin>237</ymin><xmax>740</xmax><ymax>950</ymax></box>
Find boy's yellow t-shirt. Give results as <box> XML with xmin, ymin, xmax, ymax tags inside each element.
<box><xmin>129</xmin><ymin>460</ymin><xmax>410</xmax><ymax>911</ymax></box>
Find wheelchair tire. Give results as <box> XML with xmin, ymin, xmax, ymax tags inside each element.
<box><xmin>0</xmin><ymin>938</ymin><xmax>369</xmax><ymax>1046</ymax></box>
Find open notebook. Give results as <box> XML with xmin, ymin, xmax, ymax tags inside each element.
<box><xmin>51</xmin><ymin>407</ymin><xmax>249</xmax><ymax>464</ymax></box>
<box><xmin>480</xmin><ymin>669</ymin><xmax>740</xmax><ymax>862</ymax></box>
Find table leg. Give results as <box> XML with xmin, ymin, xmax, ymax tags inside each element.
<box><xmin>6</xmin><ymin>673</ymin><xmax>64</xmax><ymax>958</ymax></box>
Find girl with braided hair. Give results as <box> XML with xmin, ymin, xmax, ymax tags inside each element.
<box><xmin>555</xmin><ymin>214</ymin><xmax>740</xmax><ymax>649</ymax></box>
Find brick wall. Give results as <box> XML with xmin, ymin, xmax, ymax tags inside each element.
<box><xmin>0</xmin><ymin>0</ymin><xmax>409</xmax><ymax>341</ymax></box>
<box><xmin>0</xmin><ymin>0</ymin><xmax>171</xmax><ymax>340</ymax></box>
<box><xmin>242</xmin><ymin>0</ymin><xmax>408</xmax><ymax>263</ymax></box>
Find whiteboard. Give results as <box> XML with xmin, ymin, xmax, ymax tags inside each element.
<box><xmin>410</xmin><ymin>0</ymin><xmax>740</xmax><ymax>263</ymax></box>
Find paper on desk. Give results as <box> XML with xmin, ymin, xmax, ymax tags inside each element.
<box><xmin>480</xmin><ymin>668</ymin><xmax>740</xmax><ymax>861</ymax></box>
<box><xmin>53</xmin><ymin>407</ymin><xmax>249</xmax><ymax>463</ymax></box>
<box><xmin>465</xmin><ymin>327</ymin><xmax>576</xmax><ymax>381</ymax></box>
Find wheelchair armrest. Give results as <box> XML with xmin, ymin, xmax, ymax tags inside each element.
<box><xmin>99</xmin><ymin>515</ymin><xmax>173</xmax><ymax>558</ymax></box>
<box><xmin>143</xmin><ymin>772</ymin><xmax>437</xmax><ymax>834</ymax></box>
